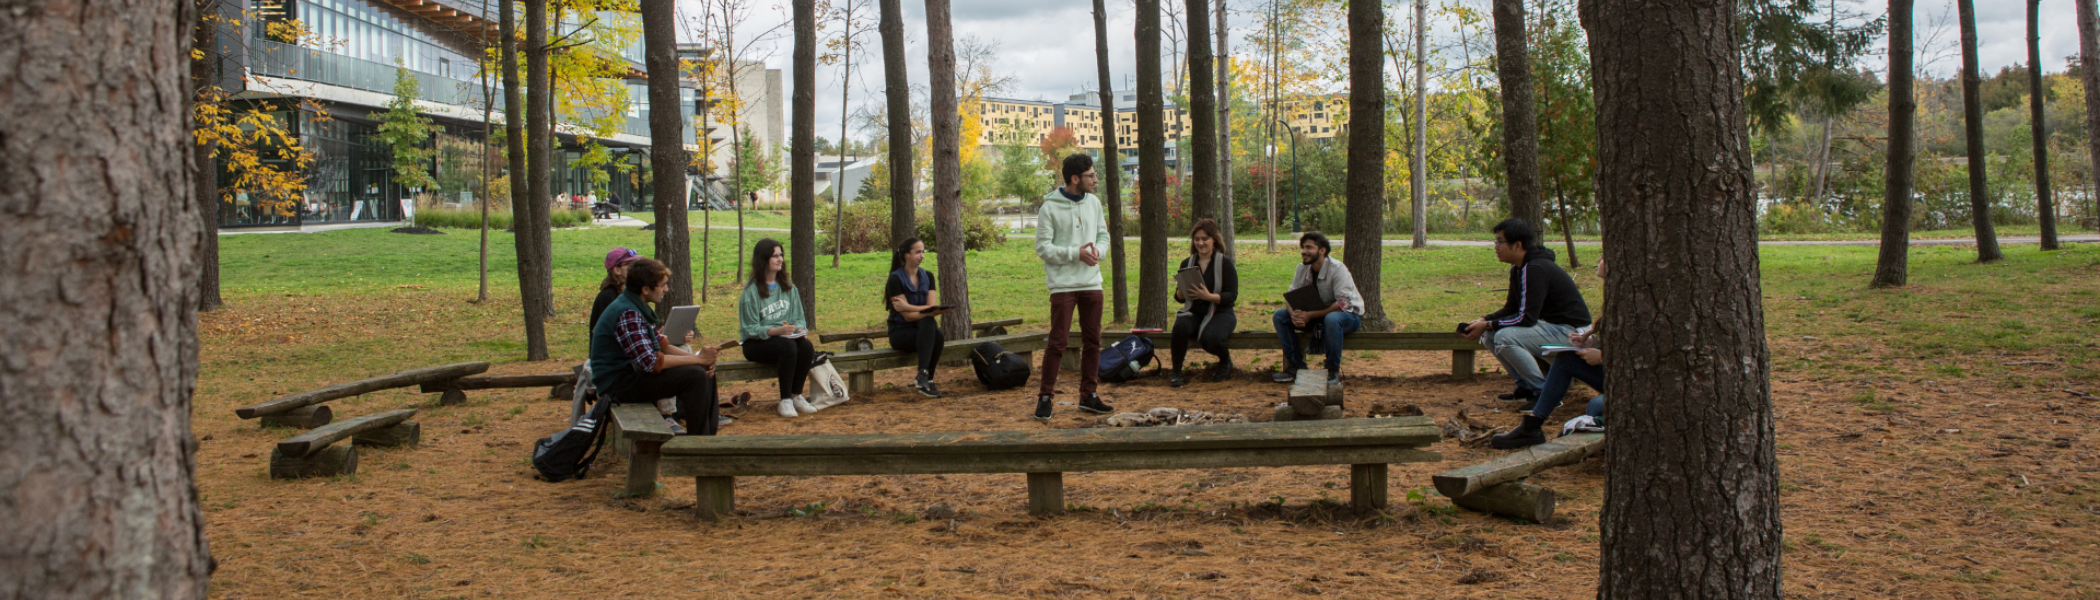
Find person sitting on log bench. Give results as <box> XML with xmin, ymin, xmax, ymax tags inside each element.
<box><xmin>1271</xmin><ymin>232</ymin><xmax>1363</xmax><ymax>388</ymax></box>
<box><xmin>1462</xmin><ymin>219</ymin><xmax>1591</xmax><ymax>408</ymax></box>
<box><xmin>884</xmin><ymin>237</ymin><xmax>955</xmax><ymax>399</ymax></box>
<box><xmin>739</xmin><ymin>238</ymin><xmax>819</xmax><ymax>419</ymax></box>
<box><xmin>590</xmin><ymin>258</ymin><xmax>722</xmax><ymax>436</ymax></box>
<box><xmin>1494</xmin><ymin>257</ymin><xmax>1608</xmax><ymax>449</ymax></box>
<box><xmin>1170</xmin><ymin>218</ymin><xmax>1238</xmax><ymax>387</ymax></box>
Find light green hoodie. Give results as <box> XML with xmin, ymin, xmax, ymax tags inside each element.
<box><xmin>1035</xmin><ymin>188</ymin><xmax>1111</xmax><ymax>294</ymax></box>
<box><xmin>737</xmin><ymin>282</ymin><xmax>807</xmax><ymax>341</ymax></box>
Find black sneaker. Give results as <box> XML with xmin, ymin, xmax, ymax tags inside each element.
<box><xmin>1208</xmin><ymin>360</ymin><xmax>1235</xmax><ymax>382</ymax></box>
<box><xmin>1077</xmin><ymin>393</ymin><xmax>1115</xmax><ymax>414</ymax></box>
<box><xmin>916</xmin><ymin>380</ymin><xmax>943</xmax><ymax>399</ymax></box>
<box><xmin>1498</xmin><ymin>386</ymin><xmax>1539</xmax><ymax>402</ymax></box>
<box><xmin>1327</xmin><ymin>372</ymin><xmax>1342</xmax><ymax>386</ymax></box>
<box><xmin>1033</xmin><ymin>395</ymin><xmax>1054</xmax><ymax>420</ymax></box>
<box><xmin>1272</xmin><ymin>369</ymin><xmax>1297</xmax><ymax>384</ymax></box>
<box><xmin>1169</xmin><ymin>370</ymin><xmax>1188</xmax><ymax>388</ymax></box>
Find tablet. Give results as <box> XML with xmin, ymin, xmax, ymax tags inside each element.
<box><xmin>1174</xmin><ymin>266</ymin><xmax>1204</xmax><ymax>295</ymax></box>
<box><xmin>661</xmin><ymin>305</ymin><xmax>702</xmax><ymax>345</ymax></box>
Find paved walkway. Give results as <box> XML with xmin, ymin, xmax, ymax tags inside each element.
<box><xmin>219</xmin><ymin>220</ymin><xmax>406</xmax><ymax>235</ymax></box>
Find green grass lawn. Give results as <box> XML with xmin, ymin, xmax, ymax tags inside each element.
<box><xmin>622</xmin><ymin>209</ymin><xmax>793</xmax><ymax>230</ymax></box>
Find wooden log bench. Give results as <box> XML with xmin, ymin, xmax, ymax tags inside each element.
<box><xmin>1272</xmin><ymin>369</ymin><xmax>1346</xmax><ymax>421</ymax></box>
<box><xmin>269</xmin><ymin>409</ymin><xmax>420</xmax><ymax>479</ymax></box>
<box><xmin>816</xmin><ymin>318</ymin><xmax>1024</xmax><ymax>351</ymax></box>
<box><xmin>1431</xmin><ymin>432</ymin><xmax>1604</xmax><ymax>522</ymax></box>
<box><xmin>417</xmin><ymin>372</ymin><xmax>576</xmax><ymax>406</ymax></box>
<box><xmin>607</xmin><ymin>403</ymin><xmax>676</xmax><ymax>497</ymax></box>
<box><xmin>714</xmin><ymin>330</ymin><xmax>1050</xmax><ymax>394</ymax></box>
<box><xmin>650</xmin><ymin>416</ymin><xmax>1442</xmax><ymax>520</ymax></box>
<box><xmin>235</xmin><ymin>362</ymin><xmax>489</xmax><ymax>422</ymax></box>
<box><xmin>1066</xmin><ymin>331</ymin><xmax>1480</xmax><ymax>379</ymax></box>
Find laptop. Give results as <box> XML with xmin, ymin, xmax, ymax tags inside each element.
<box><xmin>1283</xmin><ymin>285</ymin><xmax>1328</xmax><ymax>312</ymax></box>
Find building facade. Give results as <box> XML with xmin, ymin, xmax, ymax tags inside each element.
<box><xmin>972</xmin><ymin>91</ymin><xmax>1343</xmax><ymax>178</ymax></box>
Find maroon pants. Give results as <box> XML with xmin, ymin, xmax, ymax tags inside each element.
<box><xmin>1039</xmin><ymin>290</ymin><xmax>1104</xmax><ymax>396</ymax></box>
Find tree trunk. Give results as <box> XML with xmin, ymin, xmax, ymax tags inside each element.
<box><xmin>1185</xmin><ymin>0</ymin><xmax>1217</xmax><ymax>225</ymax></box>
<box><xmin>834</xmin><ymin>9</ymin><xmax>854</xmax><ymax>269</ymax></box>
<box><xmin>1492</xmin><ymin>0</ymin><xmax>1541</xmax><ymax>226</ymax></box>
<box><xmin>2</xmin><ymin>0</ymin><xmax>213</xmax><ymax>595</ymax></box>
<box><xmin>1956</xmin><ymin>0</ymin><xmax>2003</xmax><ymax>263</ymax></box>
<box><xmin>1096</xmin><ymin>0</ymin><xmax>1130</xmax><ymax>322</ymax></box>
<box><xmin>2079</xmin><ymin>0</ymin><xmax>2100</xmax><ymax>233</ymax></box>
<box><xmin>477</xmin><ymin>0</ymin><xmax>493</xmax><ymax>305</ymax></box>
<box><xmin>191</xmin><ymin>6</ymin><xmax>224</xmax><ymax>313</ymax></box>
<box><xmin>1345</xmin><ymin>0</ymin><xmax>1390</xmax><ymax>332</ymax></box>
<box><xmin>515</xmin><ymin>0</ymin><xmax>553</xmax><ymax>360</ymax></box>
<box><xmin>1267</xmin><ymin>0</ymin><xmax>1280</xmax><ymax>251</ymax></box>
<box><xmin>1873</xmin><ymin>0</ymin><xmax>1915</xmax><ymax>288</ymax></box>
<box><xmin>2032</xmin><ymin>0</ymin><xmax>2059</xmax><ymax>251</ymax></box>
<box><xmin>502</xmin><ymin>0</ymin><xmax>529</xmax><ymax>318</ymax></box>
<box><xmin>790</xmin><ymin>0</ymin><xmax>819</xmax><ymax>328</ymax></box>
<box><xmin>1810</xmin><ymin>113</ymin><xmax>1833</xmax><ymax>202</ymax></box>
<box><xmin>926</xmin><ymin>0</ymin><xmax>972</xmax><ymax>339</ymax></box>
<box><xmin>1583</xmin><ymin>0</ymin><xmax>1782</xmax><ymax>595</ymax></box>
<box><xmin>643</xmin><ymin>0</ymin><xmax>693</xmax><ymax>308</ymax></box>
<box><xmin>1412</xmin><ymin>0</ymin><xmax>1428</xmax><ymax>249</ymax></box>
<box><xmin>1218</xmin><ymin>2</ymin><xmax>1234</xmax><ymax>253</ymax></box>
<box><xmin>1136</xmin><ymin>0</ymin><xmax>1171</xmax><ymax>329</ymax></box>
<box><xmin>881</xmin><ymin>0</ymin><xmax>915</xmax><ymax>248</ymax></box>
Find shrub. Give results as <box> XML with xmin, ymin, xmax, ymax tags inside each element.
<box><xmin>413</xmin><ymin>207</ymin><xmax>591</xmax><ymax>230</ymax></box>
<box><xmin>915</xmin><ymin>198</ymin><xmax>1007</xmax><ymax>252</ymax></box>
<box><xmin>819</xmin><ymin>199</ymin><xmax>892</xmax><ymax>255</ymax></box>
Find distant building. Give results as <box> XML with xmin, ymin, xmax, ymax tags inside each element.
<box><xmin>972</xmin><ymin>91</ymin><xmax>1343</xmax><ymax>179</ymax></box>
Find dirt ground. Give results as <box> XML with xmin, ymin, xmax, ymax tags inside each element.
<box><xmin>193</xmin><ymin>332</ymin><xmax>2100</xmax><ymax>599</ymax></box>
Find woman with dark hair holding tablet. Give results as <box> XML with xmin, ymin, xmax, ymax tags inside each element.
<box><xmin>1169</xmin><ymin>218</ymin><xmax>1239</xmax><ymax>387</ymax></box>
<box><xmin>738</xmin><ymin>238</ymin><xmax>818</xmax><ymax>418</ymax></box>
<box><xmin>885</xmin><ymin>237</ymin><xmax>951</xmax><ymax>398</ymax></box>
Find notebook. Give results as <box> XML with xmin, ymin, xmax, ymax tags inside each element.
<box><xmin>1282</xmin><ymin>285</ymin><xmax>1328</xmax><ymax>312</ymax></box>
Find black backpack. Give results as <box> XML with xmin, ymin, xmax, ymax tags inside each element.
<box><xmin>531</xmin><ymin>397</ymin><xmax>614</xmax><ymax>482</ymax></box>
<box><xmin>970</xmin><ymin>341</ymin><xmax>1033</xmax><ymax>391</ymax></box>
<box><xmin>1099</xmin><ymin>334</ymin><xmax>1159</xmax><ymax>384</ymax></box>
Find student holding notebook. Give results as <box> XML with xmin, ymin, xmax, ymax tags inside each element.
<box><xmin>738</xmin><ymin>239</ymin><xmax>819</xmax><ymax>418</ymax></box>
<box><xmin>1271</xmin><ymin>232</ymin><xmax>1363</xmax><ymax>390</ymax></box>
<box><xmin>1169</xmin><ymin>219</ymin><xmax>1238</xmax><ymax>387</ymax></box>
<box><xmin>885</xmin><ymin>237</ymin><xmax>951</xmax><ymax>398</ymax></box>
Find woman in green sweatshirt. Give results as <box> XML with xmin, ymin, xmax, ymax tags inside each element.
<box><xmin>738</xmin><ymin>238</ymin><xmax>817</xmax><ymax>418</ymax></box>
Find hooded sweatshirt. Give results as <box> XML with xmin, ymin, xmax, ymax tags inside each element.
<box><xmin>1035</xmin><ymin>187</ymin><xmax>1111</xmax><ymax>294</ymax></box>
<box><xmin>1483</xmin><ymin>246</ymin><xmax>1591</xmax><ymax>331</ymax></box>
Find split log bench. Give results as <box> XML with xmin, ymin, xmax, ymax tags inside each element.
<box><xmin>417</xmin><ymin>372</ymin><xmax>577</xmax><ymax>406</ymax></box>
<box><xmin>647</xmin><ymin>416</ymin><xmax>1442</xmax><ymax>520</ymax></box>
<box><xmin>817</xmin><ymin>318</ymin><xmax>1024</xmax><ymax>351</ymax></box>
<box><xmin>1272</xmin><ymin>369</ymin><xmax>1346</xmax><ymax>421</ymax></box>
<box><xmin>269</xmin><ymin>408</ymin><xmax>421</xmax><ymax>479</ymax></box>
<box><xmin>713</xmin><ymin>330</ymin><xmax>1050</xmax><ymax>394</ymax></box>
<box><xmin>1430</xmin><ymin>433</ymin><xmax>1604</xmax><ymax>522</ymax></box>
<box><xmin>235</xmin><ymin>362</ymin><xmax>489</xmax><ymax>425</ymax></box>
<box><xmin>607</xmin><ymin>404</ymin><xmax>677</xmax><ymax>497</ymax></box>
<box><xmin>1066</xmin><ymin>331</ymin><xmax>1480</xmax><ymax>379</ymax></box>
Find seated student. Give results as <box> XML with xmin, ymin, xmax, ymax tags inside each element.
<box><xmin>1463</xmin><ymin>219</ymin><xmax>1591</xmax><ymax>405</ymax></box>
<box><xmin>1494</xmin><ymin>257</ymin><xmax>1607</xmax><ymax>448</ymax></box>
<box><xmin>885</xmin><ymin>237</ymin><xmax>950</xmax><ymax>398</ymax></box>
<box><xmin>1271</xmin><ymin>232</ymin><xmax>1364</xmax><ymax>387</ymax></box>
<box><xmin>590</xmin><ymin>247</ymin><xmax>641</xmax><ymax>335</ymax></box>
<box><xmin>588</xmin><ymin>258</ymin><xmax>721</xmax><ymax>436</ymax></box>
<box><xmin>738</xmin><ymin>238</ymin><xmax>819</xmax><ymax>418</ymax></box>
<box><xmin>1170</xmin><ymin>218</ymin><xmax>1239</xmax><ymax>387</ymax></box>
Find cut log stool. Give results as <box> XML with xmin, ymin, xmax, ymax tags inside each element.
<box><xmin>268</xmin><ymin>409</ymin><xmax>419</xmax><ymax>479</ymax></box>
<box><xmin>1450</xmin><ymin>481</ymin><xmax>1555</xmax><ymax>522</ymax></box>
<box><xmin>1432</xmin><ymin>433</ymin><xmax>1603</xmax><ymax>522</ymax></box>
<box><xmin>270</xmin><ymin>444</ymin><xmax>358</xmax><ymax>479</ymax></box>
<box><xmin>352</xmin><ymin>421</ymin><xmax>421</xmax><ymax>449</ymax></box>
<box><xmin>1276</xmin><ymin>369</ymin><xmax>1345</xmax><ymax>420</ymax></box>
<box><xmin>259</xmin><ymin>405</ymin><xmax>333</xmax><ymax>429</ymax></box>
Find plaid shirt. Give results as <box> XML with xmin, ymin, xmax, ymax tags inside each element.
<box><xmin>613</xmin><ymin>308</ymin><xmax>660</xmax><ymax>374</ymax></box>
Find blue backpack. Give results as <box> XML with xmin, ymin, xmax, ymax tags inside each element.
<box><xmin>1099</xmin><ymin>334</ymin><xmax>1158</xmax><ymax>383</ymax></box>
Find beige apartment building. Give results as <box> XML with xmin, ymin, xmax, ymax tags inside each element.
<box><xmin>973</xmin><ymin>92</ymin><xmax>1343</xmax><ymax>175</ymax></box>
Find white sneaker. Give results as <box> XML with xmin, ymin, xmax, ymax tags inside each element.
<box><xmin>792</xmin><ymin>396</ymin><xmax>820</xmax><ymax>414</ymax></box>
<box><xmin>777</xmin><ymin>398</ymin><xmax>798</xmax><ymax>418</ymax></box>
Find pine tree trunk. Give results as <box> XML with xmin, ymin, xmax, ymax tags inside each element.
<box><xmin>2031</xmin><ymin>0</ymin><xmax>2059</xmax><ymax>251</ymax></box>
<box><xmin>2078</xmin><ymin>0</ymin><xmax>2100</xmax><ymax>232</ymax></box>
<box><xmin>643</xmin><ymin>0</ymin><xmax>693</xmax><ymax>308</ymax></box>
<box><xmin>1096</xmin><ymin>0</ymin><xmax>1130</xmax><ymax>322</ymax></box>
<box><xmin>192</xmin><ymin>5</ymin><xmax>224</xmax><ymax>313</ymax></box>
<box><xmin>791</xmin><ymin>0</ymin><xmax>819</xmax><ymax>328</ymax></box>
<box><xmin>1185</xmin><ymin>0</ymin><xmax>1217</xmax><ymax>225</ymax></box>
<box><xmin>2</xmin><ymin>0</ymin><xmax>214</xmax><ymax>595</ymax></box>
<box><xmin>1217</xmin><ymin>2</ymin><xmax>1234</xmax><ymax>253</ymax></box>
<box><xmin>1492</xmin><ymin>0</ymin><xmax>1541</xmax><ymax>225</ymax></box>
<box><xmin>521</xmin><ymin>0</ymin><xmax>554</xmax><ymax>359</ymax></box>
<box><xmin>1136</xmin><ymin>0</ymin><xmax>1171</xmax><ymax>329</ymax></box>
<box><xmin>1956</xmin><ymin>0</ymin><xmax>2003</xmax><ymax>262</ymax></box>
<box><xmin>502</xmin><ymin>0</ymin><xmax>529</xmax><ymax>314</ymax></box>
<box><xmin>1874</xmin><ymin>0</ymin><xmax>1916</xmax><ymax>288</ymax></box>
<box><xmin>1584</xmin><ymin>0</ymin><xmax>1781</xmax><ymax>594</ymax></box>
<box><xmin>881</xmin><ymin>0</ymin><xmax>915</xmax><ymax>247</ymax></box>
<box><xmin>1412</xmin><ymin>0</ymin><xmax>1428</xmax><ymax>249</ymax></box>
<box><xmin>926</xmin><ymin>0</ymin><xmax>972</xmax><ymax>339</ymax></box>
<box><xmin>1345</xmin><ymin>0</ymin><xmax>1390</xmax><ymax>332</ymax></box>
<box><xmin>477</xmin><ymin>0</ymin><xmax>493</xmax><ymax>304</ymax></box>
<box><xmin>833</xmin><ymin>15</ymin><xmax>854</xmax><ymax>269</ymax></box>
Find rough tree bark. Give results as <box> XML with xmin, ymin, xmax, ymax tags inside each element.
<box><xmin>791</xmin><ymin>0</ymin><xmax>818</xmax><ymax>328</ymax></box>
<box><xmin>1412</xmin><ymin>0</ymin><xmax>1428</xmax><ymax>249</ymax></box>
<box><xmin>1956</xmin><ymin>0</ymin><xmax>2002</xmax><ymax>263</ymax></box>
<box><xmin>1185</xmin><ymin>0</ymin><xmax>1217</xmax><ymax>225</ymax></box>
<box><xmin>1345</xmin><ymin>0</ymin><xmax>1390</xmax><ymax>332</ymax></box>
<box><xmin>2080</xmin><ymin>0</ymin><xmax>2100</xmax><ymax>231</ymax></box>
<box><xmin>880</xmin><ymin>0</ymin><xmax>915</xmax><ymax>247</ymax></box>
<box><xmin>643</xmin><ymin>0</ymin><xmax>693</xmax><ymax>308</ymax></box>
<box><xmin>1217</xmin><ymin>0</ymin><xmax>1234</xmax><ymax>252</ymax></box>
<box><xmin>1096</xmin><ymin>0</ymin><xmax>1130</xmax><ymax>322</ymax></box>
<box><xmin>1492</xmin><ymin>0</ymin><xmax>1541</xmax><ymax>225</ymax></box>
<box><xmin>192</xmin><ymin>3</ymin><xmax>224</xmax><ymax>312</ymax></box>
<box><xmin>1136</xmin><ymin>0</ymin><xmax>1171</xmax><ymax>329</ymax></box>
<box><xmin>2031</xmin><ymin>0</ymin><xmax>2058</xmax><ymax>251</ymax></box>
<box><xmin>1</xmin><ymin>0</ymin><xmax>214</xmax><ymax>596</ymax></box>
<box><xmin>518</xmin><ymin>0</ymin><xmax>555</xmax><ymax>360</ymax></box>
<box><xmin>502</xmin><ymin>0</ymin><xmax>529</xmax><ymax>316</ymax></box>
<box><xmin>1873</xmin><ymin>0</ymin><xmax>1915</xmax><ymax>288</ymax></box>
<box><xmin>925</xmin><ymin>0</ymin><xmax>972</xmax><ymax>339</ymax></box>
<box><xmin>1582</xmin><ymin>0</ymin><xmax>1782</xmax><ymax>595</ymax></box>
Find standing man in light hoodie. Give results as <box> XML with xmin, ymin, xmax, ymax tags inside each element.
<box><xmin>1032</xmin><ymin>154</ymin><xmax>1117</xmax><ymax>419</ymax></box>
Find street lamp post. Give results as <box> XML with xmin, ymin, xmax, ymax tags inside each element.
<box><xmin>1271</xmin><ymin>116</ymin><xmax>1300</xmax><ymax>233</ymax></box>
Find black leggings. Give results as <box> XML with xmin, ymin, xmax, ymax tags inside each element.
<box><xmin>1170</xmin><ymin>312</ymin><xmax>1236</xmax><ymax>370</ymax></box>
<box><xmin>608</xmin><ymin>364</ymin><xmax>719</xmax><ymax>436</ymax></box>
<box><xmin>888</xmin><ymin>319</ymin><xmax>946</xmax><ymax>379</ymax></box>
<box><xmin>742</xmin><ymin>335</ymin><xmax>814</xmax><ymax>398</ymax></box>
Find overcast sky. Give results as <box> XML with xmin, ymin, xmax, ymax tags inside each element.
<box><xmin>678</xmin><ymin>0</ymin><xmax>2080</xmax><ymax>148</ymax></box>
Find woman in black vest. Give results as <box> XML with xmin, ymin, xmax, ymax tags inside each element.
<box><xmin>1169</xmin><ymin>218</ymin><xmax>1238</xmax><ymax>386</ymax></box>
<box><xmin>885</xmin><ymin>237</ymin><xmax>952</xmax><ymax>398</ymax></box>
